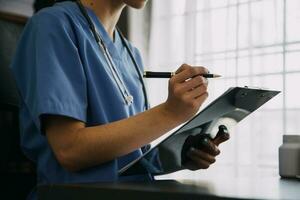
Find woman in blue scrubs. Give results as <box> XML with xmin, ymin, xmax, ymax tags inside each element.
<box><xmin>11</xmin><ymin>0</ymin><xmax>228</xmax><ymax>199</ymax></box>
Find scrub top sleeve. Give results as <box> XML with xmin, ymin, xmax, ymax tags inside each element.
<box><xmin>13</xmin><ymin>12</ymin><xmax>87</xmax><ymax>132</ymax></box>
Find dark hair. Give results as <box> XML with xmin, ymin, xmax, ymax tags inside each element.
<box><xmin>34</xmin><ymin>0</ymin><xmax>75</xmax><ymax>13</ymax></box>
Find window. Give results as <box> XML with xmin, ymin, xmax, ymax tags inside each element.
<box><xmin>146</xmin><ymin>0</ymin><xmax>300</xmax><ymax>176</ymax></box>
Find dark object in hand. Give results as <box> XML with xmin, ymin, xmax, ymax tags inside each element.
<box><xmin>181</xmin><ymin>125</ymin><xmax>230</xmax><ymax>166</ymax></box>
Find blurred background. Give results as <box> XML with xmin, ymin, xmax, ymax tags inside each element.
<box><xmin>129</xmin><ymin>0</ymin><xmax>300</xmax><ymax>179</ymax></box>
<box><xmin>0</xmin><ymin>0</ymin><xmax>300</xmax><ymax>197</ymax></box>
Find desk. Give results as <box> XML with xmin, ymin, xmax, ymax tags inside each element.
<box><xmin>38</xmin><ymin>166</ymin><xmax>300</xmax><ymax>200</ymax></box>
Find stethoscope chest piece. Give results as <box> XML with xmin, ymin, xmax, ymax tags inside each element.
<box><xmin>126</xmin><ymin>95</ymin><xmax>134</xmax><ymax>106</ymax></box>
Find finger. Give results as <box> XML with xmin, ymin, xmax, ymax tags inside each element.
<box><xmin>175</xmin><ymin>63</ymin><xmax>190</xmax><ymax>74</ymax></box>
<box><xmin>181</xmin><ymin>75</ymin><xmax>207</xmax><ymax>92</ymax></box>
<box><xmin>173</xmin><ymin>66</ymin><xmax>209</xmax><ymax>83</ymax></box>
<box><xmin>184</xmin><ymin>162</ymin><xmax>198</xmax><ymax>171</ymax></box>
<box><xmin>203</xmin><ymin>78</ymin><xmax>208</xmax><ymax>87</ymax></box>
<box><xmin>188</xmin><ymin>148</ymin><xmax>216</xmax><ymax>164</ymax></box>
<box><xmin>194</xmin><ymin>92</ymin><xmax>209</xmax><ymax>104</ymax></box>
<box><xmin>186</xmin><ymin>84</ymin><xmax>208</xmax><ymax>99</ymax></box>
<box><xmin>187</xmin><ymin>152</ymin><xmax>211</xmax><ymax>169</ymax></box>
<box><xmin>200</xmin><ymin>138</ymin><xmax>220</xmax><ymax>156</ymax></box>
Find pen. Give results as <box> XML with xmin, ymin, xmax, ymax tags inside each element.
<box><xmin>143</xmin><ymin>71</ymin><xmax>222</xmax><ymax>78</ymax></box>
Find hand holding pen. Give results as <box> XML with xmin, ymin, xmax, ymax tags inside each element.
<box><xmin>160</xmin><ymin>64</ymin><xmax>211</xmax><ymax>123</ymax></box>
<box><xmin>145</xmin><ymin>64</ymin><xmax>228</xmax><ymax>171</ymax></box>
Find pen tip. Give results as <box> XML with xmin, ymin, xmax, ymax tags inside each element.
<box><xmin>214</xmin><ymin>74</ymin><xmax>222</xmax><ymax>78</ymax></box>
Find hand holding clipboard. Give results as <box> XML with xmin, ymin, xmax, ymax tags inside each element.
<box><xmin>119</xmin><ymin>86</ymin><xmax>280</xmax><ymax>176</ymax></box>
<box><xmin>181</xmin><ymin>125</ymin><xmax>230</xmax><ymax>170</ymax></box>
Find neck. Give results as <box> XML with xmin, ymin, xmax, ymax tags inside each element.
<box><xmin>81</xmin><ymin>0</ymin><xmax>125</xmax><ymax>40</ymax></box>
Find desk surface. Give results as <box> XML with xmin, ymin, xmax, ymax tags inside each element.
<box><xmin>38</xmin><ymin>166</ymin><xmax>300</xmax><ymax>200</ymax></box>
<box><xmin>157</xmin><ymin>166</ymin><xmax>300</xmax><ymax>200</ymax></box>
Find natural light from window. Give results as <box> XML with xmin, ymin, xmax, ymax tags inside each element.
<box><xmin>146</xmin><ymin>0</ymin><xmax>300</xmax><ymax>178</ymax></box>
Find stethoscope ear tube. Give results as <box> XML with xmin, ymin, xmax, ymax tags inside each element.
<box><xmin>75</xmin><ymin>0</ymin><xmax>101</xmax><ymax>44</ymax></box>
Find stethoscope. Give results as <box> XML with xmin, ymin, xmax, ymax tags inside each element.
<box><xmin>56</xmin><ymin>0</ymin><xmax>149</xmax><ymax>109</ymax></box>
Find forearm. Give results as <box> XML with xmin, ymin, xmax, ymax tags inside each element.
<box><xmin>52</xmin><ymin>103</ymin><xmax>182</xmax><ymax>172</ymax></box>
<box><xmin>46</xmin><ymin>65</ymin><xmax>209</xmax><ymax>172</ymax></box>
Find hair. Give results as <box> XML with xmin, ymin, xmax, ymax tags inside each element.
<box><xmin>34</xmin><ymin>0</ymin><xmax>76</xmax><ymax>13</ymax></box>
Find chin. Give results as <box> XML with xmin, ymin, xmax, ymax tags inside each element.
<box><xmin>124</xmin><ymin>0</ymin><xmax>148</xmax><ymax>9</ymax></box>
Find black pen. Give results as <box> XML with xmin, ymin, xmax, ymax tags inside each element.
<box><xmin>143</xmin><ymin>71</ymin><xmax>222</xmax><ymax>78</ymax></box>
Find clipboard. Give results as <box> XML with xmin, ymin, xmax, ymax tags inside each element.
<box><xmin>119</xmin><ymin>86</ymin><xmax>280</xmax><ymax>176</ymax></box>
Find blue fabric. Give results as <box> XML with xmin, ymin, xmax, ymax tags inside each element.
<box><xmin>11</xmin><ymin>1</ymin><xmax>153</xmax><ymax>192</ymax></box>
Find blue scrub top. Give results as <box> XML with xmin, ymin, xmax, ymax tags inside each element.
<box><xmin>11</xmin><ymin>1</ymin><xmax>153</xmax><ymax>187</ymax></box>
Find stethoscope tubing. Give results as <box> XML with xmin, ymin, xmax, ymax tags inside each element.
<box><xmin>75</xmin><ymin>0</ymin><xmax>149</xmax><ymax>109</ymax></box>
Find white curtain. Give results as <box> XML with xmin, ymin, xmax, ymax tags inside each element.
<box><xmin>130</xmin><ymin>0</ymin><xmax>300</xmax><ymax>179</ymax></box>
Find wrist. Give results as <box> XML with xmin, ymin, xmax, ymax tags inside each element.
<box><xmin>159</xmin><ymin>102</ymin><xmax>185</xmax><ymax>125</ymax></box>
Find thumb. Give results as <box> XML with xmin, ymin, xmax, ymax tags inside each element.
<box><xmin>213</xmin><ymin>125</ymin><xmax>230</xmax><ymax>146</ymax></box>
<box><xmin>175</xmin><ymin>63</ymin><xmax>191</xmax><ymax>74</ymax></box>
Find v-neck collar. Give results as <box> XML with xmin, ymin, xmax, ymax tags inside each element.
<box><xmin>86</xmin><ymin>8</ymin><xmax>123</xmax><ymax>61</ymax></box>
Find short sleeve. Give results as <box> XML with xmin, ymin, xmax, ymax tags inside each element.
<box><xmin>11</xmin><ymin>10</ymin><xmax>87</xmax><ymax>132</ymax></box>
